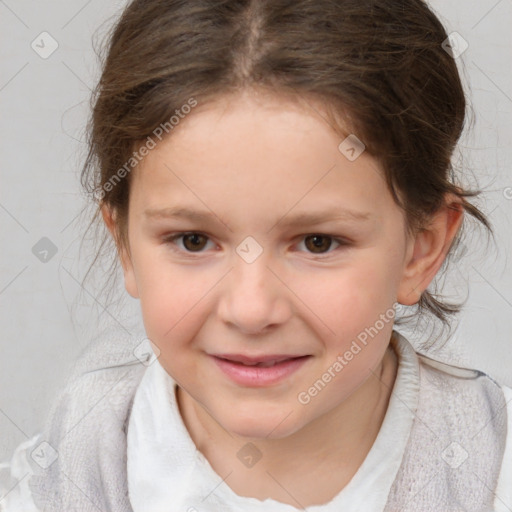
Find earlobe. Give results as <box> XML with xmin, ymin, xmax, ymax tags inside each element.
<box><xmin>100</xmin><ymin>204</ymin><xmax>140</xmax><ymax>299</ymax></box>
<box><xmin>397</xmin><ymin>196</ymin><xmax>464</xmax><ymax>306</ymax></box>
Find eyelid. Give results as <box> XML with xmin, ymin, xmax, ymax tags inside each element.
<box><xmin>162</xmin><ymin>231</ymin><xmax>216</xmax><ymax>255</ymax></box>
<box><xmin>294</xmin><ymin>234</ymin><xmax>350</xmax><ymax>257</ymax></box>
<box><xmin>162</xmin><ymin>231</ymin><xmax>351</xmax><ymax>257</ymax></box>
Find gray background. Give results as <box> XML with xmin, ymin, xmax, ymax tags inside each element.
<box><xmin>1</xmin><ymin>0</ymin><xmax>511</xmax><ymax>462</ymax></box>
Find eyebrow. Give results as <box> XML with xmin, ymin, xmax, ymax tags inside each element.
<box><xmin>275</xmin><ymin>208</ymin><xmax>373</xmax><ymax>227</ymax></box>
<box><xmin>143</xmin><ymin>206</ymin><xmax>373</xmax><ymax>228</ymax></box>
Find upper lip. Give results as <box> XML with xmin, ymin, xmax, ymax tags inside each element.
<box><xmin>211</xmin><ymin>353</ymin><xmax>308</xmax><ymax>364</ymax></box>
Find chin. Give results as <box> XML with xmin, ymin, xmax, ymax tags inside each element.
<box><xmin>217</xmin><ymin>407</ymin><xmax>304</xmax><ymax>441</ymax></box>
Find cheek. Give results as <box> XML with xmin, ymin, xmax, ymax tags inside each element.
<box><xmin>133</xmin><ymin>259</ymin><xmax>237</xmax><ymax>383</ymax></box>
<box><xmin>133</xmin><ymin>255</ymin><xmax>208</xmax><ymax>350</ymax></box>
<box><xmin>290</xmin><ymin>256</ymin><xmax>397</xmax><ymax>341</ymax></box>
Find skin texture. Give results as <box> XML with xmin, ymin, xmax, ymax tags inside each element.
<box><xmin>102</xmin><ymin>89</ymin><xmax>463</xmax><ymax>506</ymax></box>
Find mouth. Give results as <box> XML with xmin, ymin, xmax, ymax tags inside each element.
<box><xmin>212</xmin><ymin>353</ymin><xmax>309</xmax><ymax>365</ymax></box>
<box><xmin>209</xmin><ymin>354</ymin><xmax>312</xmax><ymax>386</ymax></box>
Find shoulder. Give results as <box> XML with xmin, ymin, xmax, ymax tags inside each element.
<box><xmin>0</xmin><ymin>325</ymin><xmax>152</xmax><ymax>511</ymax></box>
<box><xmin>386</xmin><ymin>333</ymin><xmax>510</xmax><ymax>509</ymax></box>
<box><xmin>415</xmin><ymin>349</ymin><xmax>507</xmax><ymax>436</ymax></box>
<box><xmin>0</xmin><ymin>435</ymin><xmax>41</xmax><ymax>511</ymax></box>
<box><xmin>36</xmin><ymin>329</ymin><xmax>151</xmax><ymax>448</ymax></box>
<box><xmin>393</xmin><ymin>330</ymin><xmax>507</xmax><ymax>415</ymax></box>
<box><xmin>417</xmin><ymin>349</ymin><xmax>510</xmax><ymax>504</ymax></box>
<box><xmin>495</xmin><ymin>383</ymin><xmax>512</xmax><ymax>511</ymax></box>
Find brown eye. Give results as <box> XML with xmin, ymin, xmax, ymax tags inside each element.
<box><xmin>164</xmin><ymin>232</ymin><xmax>213</xmax><ymax>253</ymax></box>
<box><xmin>304</xmin><ymin>234</ymin><xmax>333</xmax><ymax>253</ymax></box>
<box><xmin>182</xmin><ymin>233</ymin><xmax>208</xmax><ymax>251</ymax></box>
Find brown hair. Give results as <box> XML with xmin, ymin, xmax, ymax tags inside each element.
<box><xmin>80</xmin><ymin>0</ymin><xmax>492</xmax><ymax>342</ymax></box>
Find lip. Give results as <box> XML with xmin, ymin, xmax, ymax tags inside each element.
<box><xmin>210</xmin><ymin>354</ymin><xmax>311</xmax><ymax>387</ymax></box>
<box><xmin>211</xmin><ymin>353</ymin><xmax>305</xmax><ymax>364</ymax></box>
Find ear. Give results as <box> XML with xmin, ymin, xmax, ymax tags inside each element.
<box><xmin>397</xmin><ymin>194</ymin><xmax>464</xmax><ymax>306</ymax></box>
<box><xmin>100</xmin><ymin>204</ymin><xmax>140</xmax><ymax>299</ymax></box>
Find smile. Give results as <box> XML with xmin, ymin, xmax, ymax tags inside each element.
<box><xmin>210</xmin><ymin>354</ymin><xmax>311</xmax><ymax>387</ymax></box>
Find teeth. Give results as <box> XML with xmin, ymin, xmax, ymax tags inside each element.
<box><xmin>257</xmin><ymin>360</ymin><xmax>278</xmax><ymax>367</ymax></box>
<box><xmin>230</xmin><ymin>360</ymin><xmax>281</xmax><ymax>367</ymax></box>
<box><xmin>242</xmin><ymin>360</ymin><xmax>281</xmax><ymax>367</ymax></box>
<box><xmin>225</xmin><ymin>358</ymin><xmax>297</xmax><ymax>367</ymax></box>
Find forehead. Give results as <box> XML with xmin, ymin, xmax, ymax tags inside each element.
<box><xmin>130</xmin><ymin>91</ymin><xmax>393</xmax><ymax>224</ymax></box>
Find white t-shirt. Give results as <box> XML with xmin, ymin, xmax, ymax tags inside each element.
<box><xmin>126</xmin><ymin>334</ymin><xmax>512</xmax><ymax>512</ymax></box>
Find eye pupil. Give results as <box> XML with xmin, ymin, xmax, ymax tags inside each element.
<box><xmin>172</xmin><ymin>233</ymin><xmax>341</xmax><ymax>255</ymax></box>
<box><xmin>183</xmin><ymin>233</ymin><xmax>207</xmax><ymax>251</ymax></box>
<box><xmin>305</xmin><ymin>235</ymin><xmax>332</xmax><ymax>253</ymax></box>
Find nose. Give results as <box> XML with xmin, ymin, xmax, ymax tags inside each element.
<box><xmin>217</xmin><ymin>251</ymin><xmax>292</xmax><ymax>335</ymax></box>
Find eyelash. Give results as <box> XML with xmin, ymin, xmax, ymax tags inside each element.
<box><xmin>162</xmin><ymin>232</ymin><xmax>350</xmax><ymax>258</ymax></box>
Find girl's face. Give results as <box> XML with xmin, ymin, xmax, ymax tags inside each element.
<box><xmin>116</xmin><ymin>91</ymin><xmax>419</xmax><ymax>439</ymax></box>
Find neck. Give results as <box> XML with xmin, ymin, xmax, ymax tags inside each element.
<box><xmin>177</xmin><ymin>343</ymin><xmax>398</xmax><ymax>506</ymax></box>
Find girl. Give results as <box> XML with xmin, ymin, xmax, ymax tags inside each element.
<box><xmin>1</xmin><ymin>0</ymin><xmax>510</xmax><ymax>510</ymax></box>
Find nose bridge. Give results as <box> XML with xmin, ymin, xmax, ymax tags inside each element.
<box><xmin>233</xmin><ymin>234</ymin><xmax>273</xmax><ymax>286</ymax></box>
<box><xmin>218</xmin><ymin>239</ymin><xmax>289</xmax><ymax>333</ymax></box>
<box><xmin>234</xmin><ymin>248</ymin><xmax>272</xmax><ymax>293</ymax></box>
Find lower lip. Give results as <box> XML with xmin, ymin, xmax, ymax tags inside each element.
<box><xmin>211</xmin><ymin>355</ymin><xmax>311</xmax><ymax>387</ymax></box>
